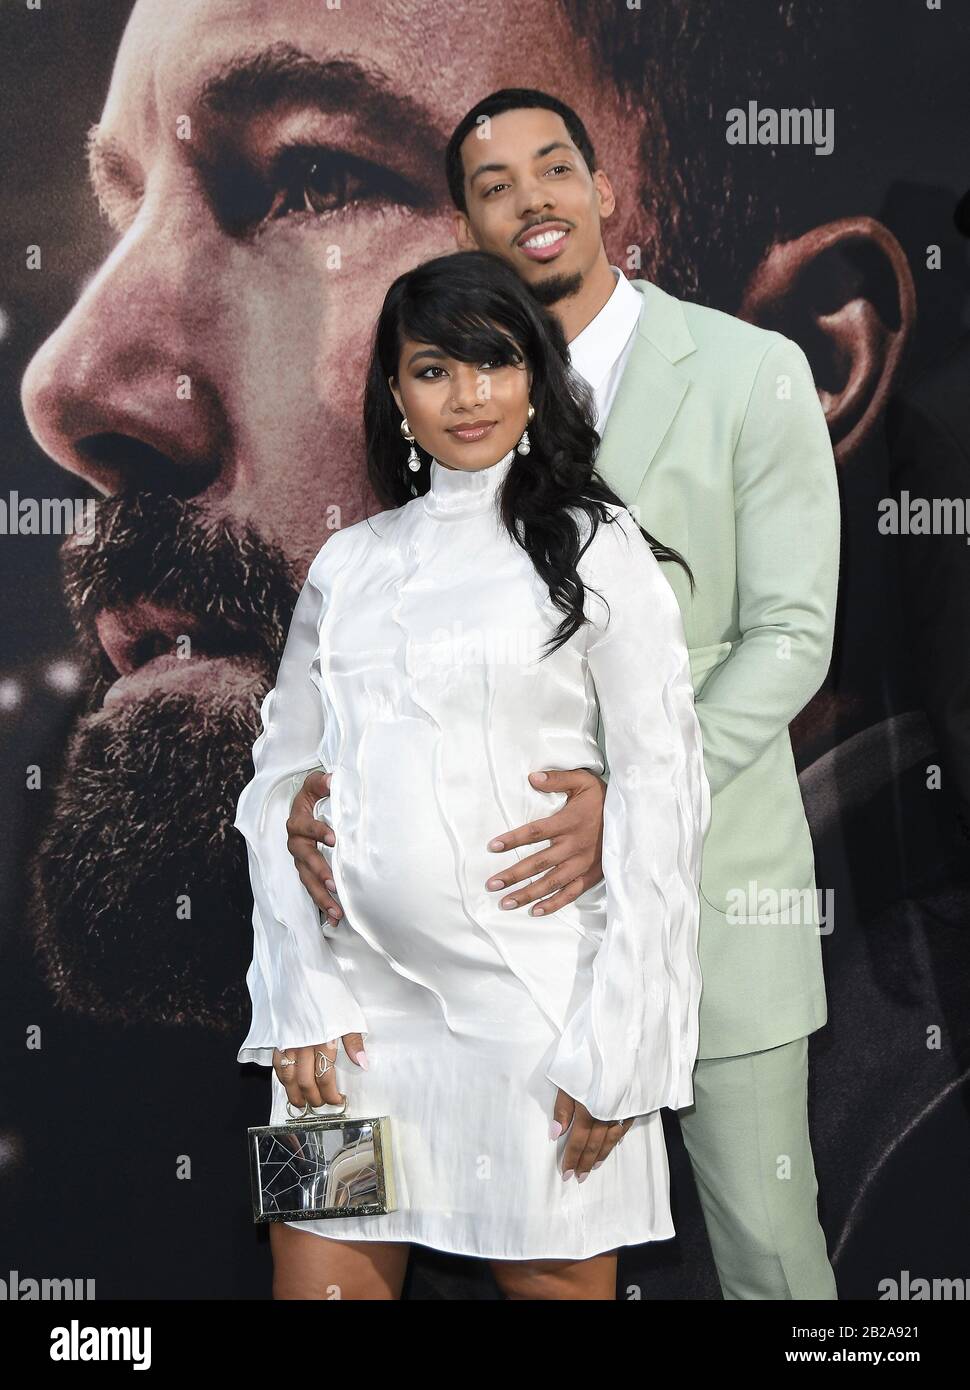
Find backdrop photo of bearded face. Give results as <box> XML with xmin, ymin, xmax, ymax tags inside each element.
<box><xmin>17</xmin><ymin>0</ymin><xmax>908</xmax><ymax>1033</ymax></box>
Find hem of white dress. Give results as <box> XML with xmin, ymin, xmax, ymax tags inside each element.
<box><xmin>281</xmin><ymin>1219</ymin><xmax>677</xmax><ymax>1263</ymax></box>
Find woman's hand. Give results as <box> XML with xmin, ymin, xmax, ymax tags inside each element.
<box><xmin>286</xmin><ymin>769</ymin><xmax>344</xmax><ymax>923</ymax></box>
<box><xmin>273</xmin><ymin>1033</ymin><xmax>366</xmax><ymax>1111</ymax></box>
<box><xmin>551</xmin><ymin>1089</ymin><xmax>634</xmax><ymax>1180</ymax></box>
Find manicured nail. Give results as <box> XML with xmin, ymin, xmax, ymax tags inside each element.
<box><xmin>531</xmin><ymin>906</ymin><xmax>544</xmax><ymax>916</ymax></box>
<box><xmin>592</xmin><ymin>1160</ymin><xmax>604</xmax><ymax>1170</ymax></box>
<box><xmin>561</xmin><ymin>1168</ymin><xmax>574</xmax><ymax>1182</ymax></box>
<box><xmin>500</xmin><ymin>898</ymin><xmax>518</xmax><ymax>909</ymax></box>
<box><xmin>352</xmin><ymin>1050</ymin><xmax>369</xmax><ymax>1070</ymax></box>
<box><xmin>324</xmin><ymin>879</ymin><xmax>336</xmax><ymax>892</ymax></box>
<box><xmin>486</xmin><ymin>878</ymin><xmax>505</xmax><ymax>890</ymax></box>
<box><xmin>577</xmin><ymin>1172</ymin><xmax>589</xmax><ymax>1183</ymax></box>
<box><xmin>548</xmin><ymin>1121</ymin><xmax>563</xmax><ymax>1140</ymax></box>
<box><xmin>488</xmin><ymin>838</ymin><xmax>505</xmax><ymax>851</ymax></box>
<box><xmin>532</xmin><ymin>771</ymin><xmax>548</xmax><ymax>782</ymax></box>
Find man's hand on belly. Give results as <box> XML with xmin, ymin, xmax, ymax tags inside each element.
<box><xmin>287</xmin><ymin>769</ymin><xmax>344</xmax><ymax>924</ymax></box>
<box><xmin>484</xmin><ymin>768</ymin><xmax>606</xmax><ymax>915</ymax></box>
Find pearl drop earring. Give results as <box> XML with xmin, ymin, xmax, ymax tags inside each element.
<box><xmin>517</xmin><ymin>402</ymin><xmax>535</xmax><ymax>455</ymax></box>
<box><xmin>400</xmin><ymin>416</ymin><xmax>422</xmax><ymax>472</ymax></box>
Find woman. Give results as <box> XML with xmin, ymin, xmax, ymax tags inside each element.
<box><xmin>235</xmin><ymin>250</ymin><xmax>711</xmax><ymax>1300</ymax></box>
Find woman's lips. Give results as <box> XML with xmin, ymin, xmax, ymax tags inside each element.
<box><xmin>447</xmin><ymin>421</ymin><xmax>497</xmax><ymax>443</ymax></box>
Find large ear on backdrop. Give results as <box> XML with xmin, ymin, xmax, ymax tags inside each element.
<box><xmin>739</xmin><ymin>217</ymin><xmax>916</xmax><ymax>464</ymax></box>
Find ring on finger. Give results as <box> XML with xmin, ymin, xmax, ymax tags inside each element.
<box><xmin>314</xmin><ymin>1050</ymin><xmax>334</xmax><ymax>1079</ymax></box>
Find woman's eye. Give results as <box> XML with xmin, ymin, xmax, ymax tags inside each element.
<box><xmin>480</xmin><ymin>358</ymin><xmax>522</xmax><ymax>372</ymax></box>
<box><xmin>268</xmin><ymin>143</ymin><xmax>422</xmax><ymax>219</ymax></box>
<box><xmin>413</xmin><ymin>360</ymin><xmax>516</xmax><ymax>380</ymax></box>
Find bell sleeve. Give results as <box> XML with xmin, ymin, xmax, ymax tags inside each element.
<box><xmin>235</xmin><ymin>564</ymin><xmax>368</xmax><ymax>1067</ymax></box>
<box><xmin>544</xmin><ymin>506</ymin><xmax>711</xmax><ymax>1121</ymax></box>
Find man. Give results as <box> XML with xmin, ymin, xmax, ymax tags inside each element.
<box><xmin>286</xmin><ymin>89</ymin><xmax>841</xmax><ymax>1300</ymax></box>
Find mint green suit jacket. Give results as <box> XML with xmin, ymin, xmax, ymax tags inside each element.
<box><xmin>592</xmin><ymin>280</ymin><xmax>841</xmax><ymax>1059</ymax></box>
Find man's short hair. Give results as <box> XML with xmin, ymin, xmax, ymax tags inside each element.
<box><xmin>446</xmin><ymin>88</ymin><xmax>597</xmax><ymax>217</ymax></box>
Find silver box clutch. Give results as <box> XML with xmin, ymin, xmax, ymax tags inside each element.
<box><xmin>248</xmin><ymin>1097</ymin><xmax>398</xmax><ymax>1223</ymax></box>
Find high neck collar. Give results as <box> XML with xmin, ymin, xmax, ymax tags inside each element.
<box><xmin>423</xmin><ymin>447</ymin><xmax>517</xmax><ymax>521</ymax></box>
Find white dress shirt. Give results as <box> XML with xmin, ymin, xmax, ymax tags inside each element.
<box><xmin>567</xmin><ymin>265</ymin><xmax>644</xmax><ymax>433</ymax></box>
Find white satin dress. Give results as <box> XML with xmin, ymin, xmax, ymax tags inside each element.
<box><xmin>236</xmin><ymin>446</ymin><xmax>711</xmax><ymax>1261</ymax></box>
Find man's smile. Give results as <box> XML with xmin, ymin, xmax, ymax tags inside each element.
<box><xmin>516</xmin><ymin>221</ymin><xmax>572</xmax><ymax>261</ymax></box>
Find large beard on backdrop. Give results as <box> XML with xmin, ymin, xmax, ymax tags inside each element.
<box><xmin>26</xmin><ymin>492</ymin><xmax>302</xmax><ymax>1031</ymax></box>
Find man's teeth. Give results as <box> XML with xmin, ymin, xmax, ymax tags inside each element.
<box><xmin>523</xmin><ymin>228</ymin><xmax>566</xmax><ymax>248</ymax></box>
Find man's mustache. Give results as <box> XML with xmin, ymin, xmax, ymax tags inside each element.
<box><xmin>58</xmin><ymin>491</ymin><xmax>301</xmax><ymax>703</ymax></box>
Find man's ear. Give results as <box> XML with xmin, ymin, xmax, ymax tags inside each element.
<box><xmin>739</xmin><ymin>217</ymin><xmax>915</xmax><ymax>463</ymax></box>
<box><xmin>591</xmin><ymin>169</ymin><xmax>617</xmax><ymax>222</ymax></box>
<box><xmin>454</xmin><ymin>211</ymin><xmax>478</xmax><ymax>251</ymax></box>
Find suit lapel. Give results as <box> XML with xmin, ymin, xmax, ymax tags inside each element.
<box><xmin>594</xmin><ymin>279</ymin><xmax>697</xmax><ymax>504</ymax></box>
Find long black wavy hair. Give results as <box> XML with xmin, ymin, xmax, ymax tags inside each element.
<box><xmin>363</xmin><ymin>250</ymin><xmax>694</xmax><ymax>658</ymax></box>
